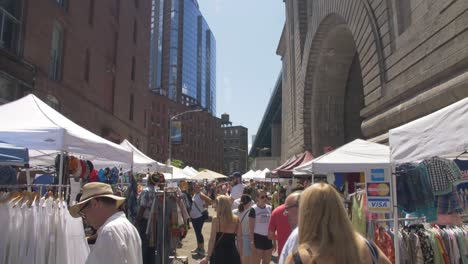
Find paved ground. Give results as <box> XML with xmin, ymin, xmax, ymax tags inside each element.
<box><xmin>177</xmin><ymin>207</ymin><xmax>279</xmax><ymax>264</ymax></box>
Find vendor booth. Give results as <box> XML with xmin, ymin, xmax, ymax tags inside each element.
<box><xmin>270</xmin><ymin>150</ymin><xmax>313</xmax><ymax>178</ymax></box>
<box><xmin>189</xmin><ymin>169</ymin><xmax>227</xmax><ymax>181</ymax></box>
<box><xmin>389</xmin><ymin>97</ymin><xmax>468</xmax><ymax>264</ymax></box>
<box><xmin>0</xmin><ymin>94</ymin><xmax>133</xmax><ymax>192</ymax></box>
<box><xmin>120</xmin><ymin>139</ymin><xmax>169</xmax><ymax>173</ymax></box>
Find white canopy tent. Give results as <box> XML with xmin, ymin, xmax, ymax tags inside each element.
<box><xmin>164</xmin><ymin>166</ymin><xmax>189</xmax><ymax>181</ymax></box>
<box><xmin>182</xmin><ymin>166</ymin><xmax>198</xmax><ymax>177</ymax></box>
<box><xmin>390</xmin><ymin>97</ymin><xmax>468</xmax><ymax>163</ymax></box>
<box><xmin>120</xmin><ymin>139</ymin><xmax>169</xmax><ymax>173</ymax></box>
<box><xmin>189</xmin><ymin>169</ymin><xmax>227</xmax><ymax>181</ymax></box>
<box><xmin>0</xmin><ymin>94</ymin><xmax>132</xmax><ymax>167</ymax></box>
<box><xmin>293</xmin><ymin>139</ymin><xmax>390</xmax><ymax>175</ymax></box>
<box><xmin>253</xmin><ymin>168</ymin><xmax>270</xmax><ymax>181</ymax></box>
<box><xmin>0</xmin><ymin>95</ymin><xmax>133</xmax><ymax>190</ymax></box>
<box><xmin>389</xmin><ymin>97</ymin><xmax>468</xmax><ymax>264</ymax></box>
<box><xmin>242</xmin><ymin>170</ymin><xmax>255</xmax><ymax>180</ymax></box>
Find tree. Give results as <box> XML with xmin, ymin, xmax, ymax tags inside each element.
<box><xmin>171</xmin><ymin>159</ymin><xmax>184</xmax><ymax>168</ymax></box>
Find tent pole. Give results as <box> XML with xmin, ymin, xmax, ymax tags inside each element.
<box><xmin>392</xmin><ymin>163</ymin><xmax>400</xmax><ymax>264</ymax></box>
<box><xmin>26</xmin><ymin>168</ymin><xmax>31</xmax><ymax>192</ymax></box>
<box><xmin>58</xmin><ymin>151</ymin><xmax>64</xmax><ymax>195</ymax></box>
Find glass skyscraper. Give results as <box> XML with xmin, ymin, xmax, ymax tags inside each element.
<box><xmin>149</xmin><ymin>0</ymin><xmax>216</xmax><ymax>115</ymax></box>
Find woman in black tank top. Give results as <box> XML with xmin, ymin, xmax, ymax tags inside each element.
<box><xmin>200</xmin><ymin>195</ymin><xmax>241</xmax><ymax>264</ymax></box>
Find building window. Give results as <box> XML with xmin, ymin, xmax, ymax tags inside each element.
<box><xmin>131</xmin><ymin>56</ymin><xmax>135</xmax><ymax>81</ymax></box>
<box><xmin>84</xmin><ymin>48</ymin><xmax>90</xmax><ymax>82</ymax></box>
<box><xmin>129</xmin><ymin>94</ymin><xmax>134</xmax><ymax>121</ymax></box>
<box><xmin>49</xmin><ymin>22</ymin><xmax>64</xmax><ymax>81</ymax></box>
<box><xmin>88</xmin><ymin>0</ymin><xmax>95</xmax><ymax>26</ymax></box>
<box><xmin>133</xmin><ymin>20</ymin><xmax>137</xmax><ymax>44</ymax></box>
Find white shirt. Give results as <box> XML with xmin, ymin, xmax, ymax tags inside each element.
<box><xmin>230</xmin><ymin>183</ymin><xmax>244</xmax><ymax>209</ymax></box>
<box><xmin>279</xmin><ymin>227</ymin><xmax>298</xmax><ymax>264</ymax></box>
<box><xmin>232</xmin><ymin>198</ymin><xmax>241</xmax><ymax>211</ymax></box>
<box><xmin>190</xmin><ymin>193</ymin><xmax>206</xmax><ymax>219</ymax></box>
<box><xmin>249</xmin><ymin>204</ymin><xmax>272</xmax><ymax>236</ymax></box>
<box><xmin>86</xmin><ymin>212</ymin><xmax>142</xmax><ymax>264</ymax></box>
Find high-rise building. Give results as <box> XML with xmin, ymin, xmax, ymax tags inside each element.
<box><xmin>0</xmin><ymin>0</ymin><xmax>224</xmax><ymax>173</ymax></box>
<box><xmin>149</xmin><ymin>0</ymin><xmax>216</xmax><ymax>115</ymax></box>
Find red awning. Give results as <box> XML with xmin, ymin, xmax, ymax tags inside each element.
<box><xmin>270</xmin><ymin>150</ymin><xmax>314</xmax><ymax>178</ymax></box>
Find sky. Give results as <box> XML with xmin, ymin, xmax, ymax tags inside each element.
<box><xmin>198</xmin><ymin>1</ymin><xmax>285</xmax><ymax>149</ymax></box>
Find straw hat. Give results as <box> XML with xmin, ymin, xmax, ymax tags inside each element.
<box><xmin>69</xmin><ymin>182</ymin><xmax>125</xmax><ymax>218</ymax></box>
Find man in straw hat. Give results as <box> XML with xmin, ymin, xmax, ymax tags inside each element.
<box><xmin>69</xmin><ymin>182</ymin><xmax>142</xmax><ymax>264</ymax></box>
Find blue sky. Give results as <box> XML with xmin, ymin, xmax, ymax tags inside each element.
<box><xmin>199</xmin><ymin>1</ymin><xmax>285</xmax><ymax>148</ymax></box>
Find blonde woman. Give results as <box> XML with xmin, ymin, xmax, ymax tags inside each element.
<box><xmin>200</xmin><ymin>195</ymin><xmax>241</xmax><ymax>264</ymax></box>
<box><xmin>249</xmin><ymin>190</ymin><xmax>273</xmax><ymax>264</ymax></box>
<box><xmin>285</xmin><ymin>183</ymin><xmax>391</xmax><ymax>264</ymax></box>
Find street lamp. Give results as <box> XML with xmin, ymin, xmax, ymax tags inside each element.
<box><xmin>167</xmin><ymin>108</ymin><xmax>203</xmax><ymax>182</ymax></box>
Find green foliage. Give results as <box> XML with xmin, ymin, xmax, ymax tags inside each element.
<box><xmin>171</xmin><ymin>159</ymin><xmax>184</xmax><ymax>168</ymax></box>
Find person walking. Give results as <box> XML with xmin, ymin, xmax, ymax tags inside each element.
<box><xmin>249</xmin><ymin>189</ymin><xmax>273</xmax><ymax>264</ymax></box>
<box><xmin>233</xmin><ymin>194</ymin><xmax>254</xmax><ymax>264</ymax></box>
<box><xmin>200</xmin><ymin>195</ymin><xmax>241</xmax><ymax>264</ymax></box>
<box><xmin>69</xmin><ymin>182</ymin><xmax>142</xmax><ymax>264</ymax></box>
<box><xmin>269</xmin><ymin>190</ymin><xmax>303</xmax><ymax>260</ymax></box>
<box><xmin>190</xmin><ymin>183</ymin><xmax>212</xmax><ymax>256</ymax></box>
<box><xmin>285</xmin><ymin>183</ymin><xmax>391</xmax><ymax>264</ymax></box>
<box><xmin>135</xmin><ymin>173</ymin><xmax>159</xmax><ymax>264</ymax></box>
<box><xmin>230</xmin><ymin>172</ymin><xmax>244</xmax><ymax>209</ymax></box>
<box><xmin>278</xmin><ymin>191</ymin><xmax>302</xmax><ymax>264</ymax></box>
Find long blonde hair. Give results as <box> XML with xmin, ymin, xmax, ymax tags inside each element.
<box><xmin>216</xmin><ymin>195</ymin><xmax>234</xmax><ymax>223</ymax></box>
<box><xmin>298</xmin><ymin>183</ymin><xmax>361</xmax><ymax>263</ymax></box>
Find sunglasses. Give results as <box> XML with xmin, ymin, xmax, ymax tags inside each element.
<box><xmin>259</xmin><ymin>196</ymin><xmax>267</xmax><ymax>199</ymax></box>
<box><xmin>78</xmin><ymin>201</ymin><xmax>92</xmax><ymax>219</ymax></box>
<box><xmin>284</xmin><ymin>204</ymin><xmax>298</xmax><ymax>214</ymax></box>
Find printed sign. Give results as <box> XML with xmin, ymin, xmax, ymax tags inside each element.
<box><xmin>171</xmin><ymin>120</ymin><xmax>182</xmax><ymax>144</ymax></box>
<box><xmin>367</xmin><ymin>198</ymin><xmax>392</xmax><ymax>212</ymax></box>
<box><xmin>366</xmin><ymin>182</ymin><xmax>391</xmax><ymax>197</ymax></box>
<box><xmin>366</xmin><ymin>181</ymin><xmax>392</xmax><ymax>213</ymax></box>
<box><xmin>370</xmin><ymin>168</ymin><xmax>385</xmax><ymax>182</ymax></box>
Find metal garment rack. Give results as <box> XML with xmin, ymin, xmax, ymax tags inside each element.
<box><xmin>146</xmin><ymin>187</ymin><xmax>187</xmax><ymax>264</ymax></box>
<box><xmin>371</xmin><ymin>216</ymin><xmax>426</xmax><ymax>223</ymax></box>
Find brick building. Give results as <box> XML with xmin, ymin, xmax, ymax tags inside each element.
<box><xmin>253</xmin><ymin>0</ymin><xmax>468</xmax><ymax>162</ymax></box>
<box><xmin>0</xmin><ymin>0</ymin><xmax>223</xmax><ymax>172</ymax></box>
<box><xmin>221</xmin><ymin>114</ymin><xmax>248</xmax><ymax>175</ymax></box>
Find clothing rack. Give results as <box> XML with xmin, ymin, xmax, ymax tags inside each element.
<box><xmin>0</xmin><ymin>184</ymin><xmax>70</xmax><ymax>201</ymax></box>
<box><xmin>371</xmin><ymin>216</ymin><xmax>426</xmax><ymax>223</ymax></box>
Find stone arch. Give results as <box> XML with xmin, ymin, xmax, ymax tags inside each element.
<box><xmin>299</xmin><ymin>0</ymin><xmax>388</xmax><ymax>155</ymax></box>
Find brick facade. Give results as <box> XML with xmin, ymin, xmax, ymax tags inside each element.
<box><xmin>279</xmin><ymin>0</ymin><xmax>468</xmax><ymax>161</ymax></box>
<box><xmin>0</xmin><ymin>0</ymin><xmax>224</xmax><ymax>172</ymax></box>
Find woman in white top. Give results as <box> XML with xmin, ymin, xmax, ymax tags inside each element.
<box><xmin>233</xmin><ymin>194</ymin><xmax>253</xmax><ymax>264</ymax></box>
<box><xmin>249</xmin><ymin>189</ymin><xmax>273</xmax><ymax>264</ymax></box>
<box><xmin>189</xmin><ymin>183</ymin><xmax>212</xmax><ymax>256</ymax></box>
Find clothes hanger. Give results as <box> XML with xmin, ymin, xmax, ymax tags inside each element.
<box><xmin>455</xmin><ymin>149</ymin><xmax>468</xmax><ymax>160</ymax></box>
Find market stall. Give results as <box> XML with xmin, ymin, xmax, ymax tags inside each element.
<box><xmin>189</xmin><ymin>169</ymin><xmax>227</xmax><ymax>181</ymax></box>
<box><xmin>270</xmin><ymin>150</ymin><xmax>314</xmax><ymax>178</ymax></box>
<box><xmin>0</xmin><ymin>94</ymin><xmax>133</xmax><ymax>191</ymax></box>
<box><xmin>389</xmin><ymin>97</ymin><xmax>468</xmax><ymax>264</ymax></box>
<box><xmin>120</xmin><ymin>139</ymin><xmax>169</xmax><ymax>173</ymax></box>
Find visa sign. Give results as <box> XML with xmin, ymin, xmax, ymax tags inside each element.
<box><xmin>367</xmin><ymin>198</ymin><xmax>392</xmax><ymax>213</ymax></box>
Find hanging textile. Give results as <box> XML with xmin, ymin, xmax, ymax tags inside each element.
<box><xmin>0</xmin><ymin>188</ymin><xmax>89</xmax><ymax>264</ymax></box>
